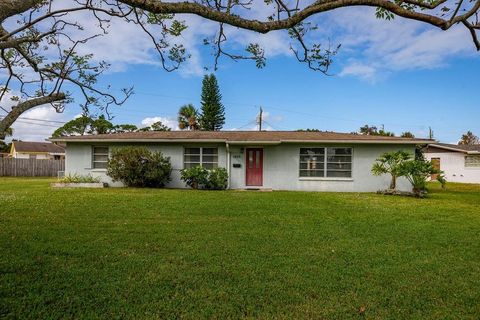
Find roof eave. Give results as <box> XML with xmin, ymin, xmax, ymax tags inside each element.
<box><xmin>428</xmin><ymin>144</ymin><xmax>470</xmax><ymax>153</ymax></box>
<box><xmin>280</xmin><ymin>139</ymin><xmax>432</xmax><ymax>144</ymax></box>
<box><xmin>49</xmin><ymin>138</ymin><xmax>432</xmax><ymax>144</ymax></box>
<box><xmin>49</xmin><ymin>138</ymin><xmax>228</xmax><ymax>143</ymax></box>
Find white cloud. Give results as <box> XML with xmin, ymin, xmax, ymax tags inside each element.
<box><xmin>141</xmin><ymin>116</ymin><xmax>179</xmax><ymax>130</ymax></box>
<box><xmin>339</xmin><ymin>62</ymin><xmax>378</xmax><ymax>81</ymax></box>
<box><xmin>10</xmin><ymin>106</ymin><xmax>67</xmax><ymax>142</ymax></box>
<box><xmin>328</xmin><ymin>8</ymin><xmax>477</xmax><ymax>80</ymax></box>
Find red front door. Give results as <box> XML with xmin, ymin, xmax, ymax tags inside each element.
<box><xmin>246</xmin><ymin>148</ymin><xmax>263</xmax><ymax>186</ymax></box>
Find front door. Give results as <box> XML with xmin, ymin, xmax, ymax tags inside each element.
<box><xmin>431</xmin><ymin>158</ymin><xmax>440</xmax><ymax>180</ymax></box>
<box><xmin>246</xmin><ymin>148</ymin><xmax>263</xmax><ymax>186</ymax></box>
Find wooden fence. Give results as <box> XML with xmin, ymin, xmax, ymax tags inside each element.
<box><xmin>0</xmin><ymin>158</ymin><xmax>65</xmax><ymax>177</ymax></box>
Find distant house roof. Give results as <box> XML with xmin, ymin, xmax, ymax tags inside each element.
<box><xmin>12</xmin><ymin>141</ymin><xmax>65</xmax><ymax>154</ymax></box>
<box><xmin>50</xmin><ymin>131</ymin><xmax>433</xmax><ymax>145</ymax></box>
<box><xmin>426</xmin><ymin>143</ymin><xmax>480</xmax><ymax>154</ymax></box>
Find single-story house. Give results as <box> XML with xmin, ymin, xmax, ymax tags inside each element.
<box><xmin>425</xmin><ymin>143</ymin><xmax>480</xmax><ymax>184</ymax></box>
<box><xmin>9</xmin><ymin>141</ymin><xmax>65</xmax><ymax>160</ymax></box>
<box><xmin>50</xmin><ymin>131</ymin><xmax>432</xmax><ymax>192</ymax></box>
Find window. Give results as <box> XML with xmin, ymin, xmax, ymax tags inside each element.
<box><xmin>184</xmin><ymin>147</ymin><xmax>218</xmax><ymax>169</ymax></box>
<box><xmin>465</xmin><ymin>155</ymin><xmax>480</xmax><ymax>168</ymax></box>
<box><xmin>92</xmin><ymin>146</ymin><xmax>109</xmax><ymax>169</ymax></box>
<box><xmin>300</xmin><ymin>148</ymin><xmax>324</xmax><ymax>177</ymax></box>
<box><xmin>299</xmin><ymin>147</ymin><xmax>352</xmax><ymax>178</ymax></box>
<box><xmin>326</xmin><ymin>148</ymin><xmax>352</xmax><ymax>178</ymax></box>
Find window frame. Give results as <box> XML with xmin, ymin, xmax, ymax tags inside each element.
<box><xmin>299</xmin><ymin>147</ymin><xmax>353</xmax><ymax>180</ymax></box>
<box><xmin>92</xmin><ymin>146</ymin><xmax>109</xmax><ymax>169</ymax></box>
<box><xmin>183</xmin><ymin>147</ymin><xmax>219</xmax><ymax>169</ymax></box>
<box><xmin>465</xmin><ymin>155</ymin><xmax>480</xmax><ymax>168</ymax></box>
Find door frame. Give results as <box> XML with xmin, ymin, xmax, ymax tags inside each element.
<box><xmin>245</xmin><ymin>147</ymin><xmax>264</xmax><ymax>186</ymax></box>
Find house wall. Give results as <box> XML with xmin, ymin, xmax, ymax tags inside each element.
<box><xmin>14</xmin><ymin>152</ymin><xmax>50</xmax><ymax>159</ymax></box>
<box><xmin>66</xmin><ymin>142</ymin><xmax>414</xmax><ymax>192</ymax></box>
<box><xmin>425</xmin><ymin>152</ymin><xmax>480</xmax><ymax>184</ymax></box>
<box><xmin>228</xmin><ymin>143</ymin><xmax>414</xmax><ymax>192</ymax></box>
<box><xmin>65</xmin><ymin>142</ymin><xmax>227</xmax><ymax>188</ymax></box>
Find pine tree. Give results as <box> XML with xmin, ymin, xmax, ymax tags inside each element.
<box><xmin>199</xmin><ymin>74</ymin><xmax>225</xmax><ymax>131</ymax></box>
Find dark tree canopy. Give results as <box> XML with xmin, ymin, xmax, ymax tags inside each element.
<box><xmin>459</xmin><ymin>131</ymin><xmax>479</xmax><ymax>145</ymax></box>
<box><xmin>359</xmin><ymin>125</ymin><xmax>395</xmax><ymax>137</ymax></box>
<box><xmin>1</xmin><ymin>0</ymin><xmax>479</xmax><ymax>138</ymax></box>
<box><xmin>52</xmin><ymin>115</ymin><xmax>160</xmax><ymax>136</ymax></box>
<box><xmin>401</xmin><ymin>131</ymin><xmax>415</xmax><ymax>138</ymax></box>
<box><xmin>199</xmin><ymin>74</ymin><xmax>225</xmax><ymax>131</ymax></box>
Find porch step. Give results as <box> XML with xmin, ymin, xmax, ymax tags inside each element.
<box><xmin>242</xmin><ymin>187</ymin><xmax>273</xmax><ymax>192</ymax></box>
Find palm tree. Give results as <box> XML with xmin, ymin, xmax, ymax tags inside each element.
<box><xmin>371</xmin><ymin>151</ymin><xmax>412</xmax><ymax>190</ymax></box>
<box><xmin>178</xmin><ymin>104</ymin><xmax>199</xmax><ymax>130</ymax></box>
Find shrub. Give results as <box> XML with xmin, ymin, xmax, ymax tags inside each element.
<box><xmin>107</xmin><ymin>147</ymin><xmax>172</xmax><ymax>187</ymax></box>
<box><xmin>180</xmin><ymin>166</ymin><xmax>209</xmax><ymax>189</ymax></box>
<box><xmin>399</xmin><ymin>158</ymin><xmax>446</xmax><ymax>197</ymax></box>
<box><xmin>205</xmin><ymin>167</ymin><xmax>228</xmax><ymax>190</ymax></box>
<box><xmin>59</xmin><ymin>174</ymin><xmax>100</xmax><ymax>183</ymax></box>
<box><xmin>371</xmin><ymin>151</ymin><xmax>412</xmax><ymax>190</ymax></box>
<box><xmin>180</xmin><ymin>166</ymin><xmax>228</xmax><ymax>190</ymax></box>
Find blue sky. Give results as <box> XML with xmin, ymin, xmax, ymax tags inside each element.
<box><xmin>7</xmin><ymin>7</ymin><xmax>480</xmax><ymax>143</ymax></box>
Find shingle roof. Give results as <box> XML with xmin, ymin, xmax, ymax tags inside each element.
<box><xmin>49</xmin><ymin>131</ymin><xmax>433</xmax><ymax>144</ymax></box>
<box><xmin>13</xmin><ymin>141</ymin><xmax>65</xmax><ymax>153</ymax></box>
<box><xmin>427</xmin><ymin>143</ymin><xmax>480</xmax><ymax>154</ymax></box>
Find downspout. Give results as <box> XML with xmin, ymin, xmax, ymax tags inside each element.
<box><xmin>226</xmin><ymin>142</ymin><xmax>231</xmax><ymax>189</ymax></box>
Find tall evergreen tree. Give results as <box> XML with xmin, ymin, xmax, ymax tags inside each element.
<box><xmin>199</xmin><ymin>74</ymin><xmax>225</xmax><ymax>131</ymax></box>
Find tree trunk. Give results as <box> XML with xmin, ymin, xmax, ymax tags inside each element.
<box><xmin>389</xmin><ymin>175</ymin><xmax>397</xmax><ymax>190</ymax></box>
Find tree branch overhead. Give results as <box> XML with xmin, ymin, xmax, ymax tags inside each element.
<box><xmin>0</xmin><ymin>0</ymin><xmax>478</xmax><ymax>138</ymax></box>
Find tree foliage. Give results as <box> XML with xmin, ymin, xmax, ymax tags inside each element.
<box><xmin>1</xmin><ymin>0</ymin><xmax>479</xmax><ymax>138</ymax></box>
<box><xmin>178</xmin><ymin>104</ymin><xmax>200</xmax><ymax>130</ymax></box>
<box><xmin>52</xmin><ymin>115</ymin><xmax>115</xmax><ymax>137</ymax></box>
<box><xmin>199</xmin><ymin>74</ymin><xmax>225</xmax><ymax>131</ymax></box>
<box><xmin>459</xmin><ymin>131</ymin><xmax>479</xmax><ymax>145</ymax></box>
<box><xmin>138</xmin><ymin>121</ymin><xmax>172</xmax><ymax>132</ymax></box>
<box><xmin>113</xmin><ymin>124</ymin><xmax>138</xmax><ymax>133</ymax></box>
<box><xmin>107</xmin><ymin>147</ymin><xmax>172</xmax><ymax>187</ymax></box>
<box><xmin>359</xmin><ymin>125</ymin><xmax>395</xmax><ymax>137</ymax></box>
<box><xmin>371</xmin><ymin>150</ymin><xmax>412</xmax><ymax>190</ymax></box>
<box><xmin>52</xmin><ymin>116</ymin><xmax>171</xmax><ymax>137</ymax></box>
<box><xmin>52</xmin><ymin>116</ymin><xmax>93</xmax><ymax>137</ymax></box>
<box><xmin>296</xmin><ymin>128</ymin><xmax>321</xmax><ymax>132</ymax></box>
<box><xmin>401</xmin><ymin>131</ymin><xmax>415</xmax><ymax>138</ymax></box>
<box><xmin>399</xmin><ymin>158</ymin><xmax>445</xmax><ymax>196</ymax></box>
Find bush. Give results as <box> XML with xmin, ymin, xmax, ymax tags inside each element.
<box><xmin>59</xmin><ymin>174</ymin><xmax>100</xmax><ymax>183</ymax></box>
<box><xmin>399</xmin><ymin>158</ymin><xmax>446</xmax><ymax>197</ymax></box>
<box><xmin>180</xmin><ymin>166</ymin><xmax>209</xmax><ymax>189</ymax></box>
<box><xmin>181</xmin><ymin>166</ymin><xmax>228</xmax><ymax>190</ymax></box>
<box><xmin>107</xmin><ymin>147</ymin><xmax>172</xmax><ymax>187</ymax></box>
<box><xmin>205</xmin><ymin>167</ymin><xmax>228</xmax><ymax>190</ymax></box>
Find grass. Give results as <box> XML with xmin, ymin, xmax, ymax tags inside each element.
<box><xmin>1</xmin><ymin>178</ymin><xmax>480</xmax><ymax>319</ymax></box>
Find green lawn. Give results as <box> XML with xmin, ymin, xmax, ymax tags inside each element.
<box><xmin>1</xmin><ymin>178</ymin><xmax>480</xmax><ymax>319</ymax></box>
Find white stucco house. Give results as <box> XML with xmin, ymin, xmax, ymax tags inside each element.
<box><xmin>50</xmin><ymin>131</ymin><xmax>433</xmax><ymax>192</ymax></box>
<box><xmin>425</xmin><ymin>143</ymin><xmax>480</xmax><ymax>184</ymax></box>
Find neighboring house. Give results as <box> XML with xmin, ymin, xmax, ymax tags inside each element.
<box><xmin>9</xmin><ymin>141</ymin><xmax>65</xmax><ymax>160</ymax></box>
<box><xmin>425</xmin><ymin>143</ymin><xmax>480</xmax><ymax>184</ymax></box>
<box><xmin>50</xmin><ymin>131</ymin><xmax>432</xmax><ymax>192</ymax></box>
